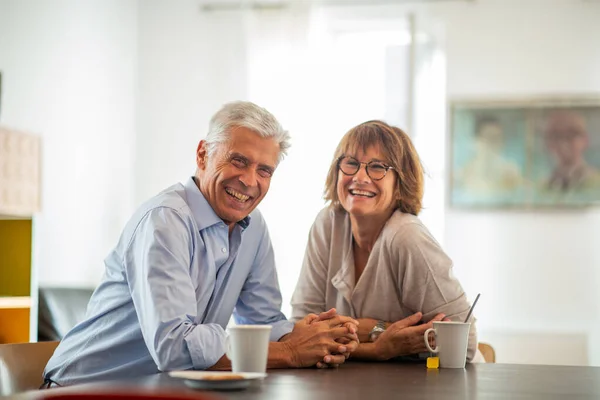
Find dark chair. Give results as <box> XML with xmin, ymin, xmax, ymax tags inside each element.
<box><xmin>38</xmin><ymin>287</ymin><xmax>95</xmax><ymax>341</ymax></box>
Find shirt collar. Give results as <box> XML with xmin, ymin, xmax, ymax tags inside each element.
<box><xmin>183</xmin><ymin>177</ymin><xmax>251</xmax><ymax>232</ymax></box>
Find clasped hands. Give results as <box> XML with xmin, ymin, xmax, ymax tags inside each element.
<box><xmin>282</xmin><ymin>308</ymin><xmax>359</xmax><ymax>369</ymax></box>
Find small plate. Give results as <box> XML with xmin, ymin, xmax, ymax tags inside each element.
<box><xmin>169</xmin><ymin>371</ymin><xmax>267</xmax><ymax>391</ymax></box>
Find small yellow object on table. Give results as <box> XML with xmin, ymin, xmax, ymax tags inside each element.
<box><xmin>427</xmin><ymin>356</ymin><xmax>439</xmax><ymax>369</ymax></box>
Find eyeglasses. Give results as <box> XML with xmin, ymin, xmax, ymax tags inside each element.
<box><xmin>337</xmin><ymin>156</ymin><xmax>394</xmax><ymax>181</ymax></box>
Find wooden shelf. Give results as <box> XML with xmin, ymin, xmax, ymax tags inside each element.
<box><xmin>0</xmin><ymin>296</ymin><xmax>31</xmax><ymax>309</ymax></box>
<box><xmin>0</xmin><ymin>126</ymin><xmax>40</xmax><ymax>343</ymax></box>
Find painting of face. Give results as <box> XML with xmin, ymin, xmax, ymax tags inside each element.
<box><xmin>544</xmin><ymin>111</ymin><xmax>589</xmax><ymax>167</ymax></box>
<box><xmin>196</xmin><ymin>126</ymin><xmax>279</xmax><ymax>226</ymax></box>
<box><xmin>336</xmin><ymin>145</ymin><xmax>397</xmax><ymax>219</ymax></box>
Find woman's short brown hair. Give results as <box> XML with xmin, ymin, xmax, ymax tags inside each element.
<box><xmin>324</xmin><ymin>120</ymin><xmax>424</xmax><ymax>216</ymax></box>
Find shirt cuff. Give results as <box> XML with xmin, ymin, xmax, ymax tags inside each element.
<box><xmin>270</xmin><ymin>319</ymin><xmax>294</xmax><ymax>342</ymax></box>
<box><xmin>184</xmin><ymin>323</ymin><xmax>227</xmax><ymax>369</ymax></box>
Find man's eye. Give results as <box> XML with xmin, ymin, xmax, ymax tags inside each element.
<box><xmin>258</xmin><ymin>168</ymin><xmax>273</xmax><ymax>178</ymax></box>
<box><xmin>231</xmin><ymin>158</ymin><xmax>247</xmax><ymax>168</ymax></box>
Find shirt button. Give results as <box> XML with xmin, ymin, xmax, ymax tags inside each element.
<box><xmin>221</xmin><ymin>247</ymin><xmax>227</xmax><ymax>253</ymax></box>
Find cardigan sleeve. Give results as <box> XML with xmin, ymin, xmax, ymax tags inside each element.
<box><xmin>392</xmin><ymin>221</ymin><xmax>478</xmax><ymax>362</ymax></box>
<box><xmin>290</xmin><ymin>208</ymin><xmax>333</xmax><ymax>322</ymax></box>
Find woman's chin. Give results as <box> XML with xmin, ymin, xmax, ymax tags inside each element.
<box><xmin>345</xmin><ymin>207</ymin><xmax>374</xmax><ymax>218</ymax></box>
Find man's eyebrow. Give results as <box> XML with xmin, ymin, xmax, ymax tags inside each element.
<box><xmin>228</xmin><ymin>152</ymin><xmax>250</xmax><ymax>162</ymax></box>
<box><xmin>229</xmin><ymin>152</ymin><xmax>275</xmax><ymax>171</ymax></box>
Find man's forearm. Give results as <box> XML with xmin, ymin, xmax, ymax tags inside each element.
<box><xmin>266</xmin><ymin>341</ymin><xmax>294</xmax><ymax>368</ymax></box>
<box><xmin>207</xmin><ymin>354</ymin><xmax>231</xmax><ymax>370</ymax></box>
<box><xmin>208</xmin><ymin>341</ymin><xmax>294</xmax><ymax>371</ymax></box>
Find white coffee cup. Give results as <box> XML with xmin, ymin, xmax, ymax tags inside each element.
<box><xmin>424</xmin><ymin>321</ymin><xmax>471</xmax><ymax>368</ymax></box>
<box><xmin>226</xmin><ymin>325</ymin><xmax>272</xmax><ymax>373</ymax></box>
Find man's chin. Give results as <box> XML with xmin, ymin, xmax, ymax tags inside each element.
<box><xmin>219</xmin><ymin>207</ymin><xmax>253</xmax><ymax>225</ymax></box>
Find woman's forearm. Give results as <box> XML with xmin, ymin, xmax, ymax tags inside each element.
<box><xmin>356</xmin><ymin>318</ymin><xmax>391</xmax><ymax>343</ymax></box>
<box><xmin>348</xmin><ymin>342</ymin><xmax>386</xmax><ymax>361</ymax></box>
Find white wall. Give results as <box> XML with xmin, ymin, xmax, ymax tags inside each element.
<box><xmin>438</xmin><ymin>0</ymin><xmax>600</xmax><ymax>365</ymax></box>
<box><xmin>135</xmin><ymin>0</ymin><xmax>250</xmax><ymax>204</ymax></box>
<box><xmin>0</xmin><ymin>0</ymin><xmax>137</xmax><ymax>286</ymax></box>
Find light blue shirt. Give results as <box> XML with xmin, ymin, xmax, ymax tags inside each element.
<box><xmin>44</xmin><ymin>177</ymin><xmax>293</xmax><ymax>385</ymax></box>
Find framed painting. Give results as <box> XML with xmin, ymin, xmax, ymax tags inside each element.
<box><xmin>449</xmin><ymin>97</ymin><xmax>600</xmax><ymax>208</ymax></box>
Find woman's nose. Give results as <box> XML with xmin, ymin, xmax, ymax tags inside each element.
<box><xmin>352</xmin><ymin>164</ymin><xmax>370</xmax><ymax>183</ymax></box>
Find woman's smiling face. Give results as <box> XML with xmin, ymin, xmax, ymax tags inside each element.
<box><xmin>336</xmin><ymin>145</ymin><xmax>397</xmax><ymax>219</ymax></box>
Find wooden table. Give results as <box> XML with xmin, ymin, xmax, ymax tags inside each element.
<box><xmin>25</xmin><ymin>362</ymin><xmax>600</xmax><ymax>399</ymax></box>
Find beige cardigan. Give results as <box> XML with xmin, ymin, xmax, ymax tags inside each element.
<box><xmin>291</xmin><ymin>206</ymin><xmax>478</xmax><ymax>361</ymax></box>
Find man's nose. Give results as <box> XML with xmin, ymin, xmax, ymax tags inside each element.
<box><xmin>239</xmin><ymin>167</ymin><xmax>258</xmax><ymax>188</ymax></box>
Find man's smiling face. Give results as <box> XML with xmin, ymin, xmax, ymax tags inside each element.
<box><xmin>195</xmin><ymin>126</ymin><xmax>280</xmax><ymax>227</ymax></box>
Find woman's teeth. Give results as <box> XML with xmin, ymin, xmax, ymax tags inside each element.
<box><xmin>349</xmin><ymin>189</ymin><xmax>375</xmax><ymax>198</ymax></box>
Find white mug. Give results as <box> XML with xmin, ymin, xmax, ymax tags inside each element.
<box><xmin>226</xmin><ymin>325</ymin><xmax>272</xmax><ymax>373</ymax></box>
<box><xmin>424</xmin><ymin>321</ymin><xmax>470</xmax><ymax>368</ymax></box>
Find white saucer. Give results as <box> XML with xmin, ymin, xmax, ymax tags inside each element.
<box><xmin>169</xmin><ymin>371</ymin><xmax>267</xmax><ymax>391</ymax></box>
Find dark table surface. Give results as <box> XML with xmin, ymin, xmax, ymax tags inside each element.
<box><xmin>23</xmin><ymin>361</ymin><xmax>600</xmax><ymax>400</ymax></box>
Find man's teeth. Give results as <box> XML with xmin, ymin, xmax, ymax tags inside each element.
<box><xmin>225</xmin><ymin>188</ymin><xmax>250</xmax><ymax>202</ymax></box>
<box><xmin>350</xmin><ymin>189</ymin><xmax>375</xmax><ymax>198</ymax></box>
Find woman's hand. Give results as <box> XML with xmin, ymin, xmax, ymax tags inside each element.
<box><xmin>374</xmin><ymin>312</ymin><xmax>446</xmax><ymax>361</ymax></box>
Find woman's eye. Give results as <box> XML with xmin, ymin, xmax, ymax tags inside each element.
<box><xmin>370</xmin><ymin>163</ymin><xmax>386</xmax><ymax>172</ymax></box>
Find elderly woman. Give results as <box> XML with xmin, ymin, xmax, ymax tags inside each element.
<box><xmin>291</xmin><ymin>120</ymin><xmax>478</xmax><ymax>362</ymax></box>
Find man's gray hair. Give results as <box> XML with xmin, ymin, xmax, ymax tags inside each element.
<box><xmin>205</xmin><ymin>101</ymin><xmax>291</xmax><ymax>162</ymax></box>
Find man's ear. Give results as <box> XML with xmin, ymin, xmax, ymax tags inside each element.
<box><xmin>196</xmin><ymin>140</ymin><xmax>208</xmax><ymax>170</ymax></box>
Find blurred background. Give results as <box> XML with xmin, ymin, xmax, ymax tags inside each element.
<box><xmin>1</xmin><ymin>0</ymin><xmax>600</xmax><ymax>366</ymax></box>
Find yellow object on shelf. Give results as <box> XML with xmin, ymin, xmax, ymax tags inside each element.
<box><xmin>0</xmin><ymin>307</ymin><xmax>30</xmax><ymax>344</ymax></box>
<box><xmin>0</xmin><ymin>219</ymin><xmax>32</xmax><ymax>297</ymax></box>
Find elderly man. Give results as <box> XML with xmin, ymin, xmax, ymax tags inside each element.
<box><xmin>44</xmin><ymin>101</ymin><xmax>358</xmax><ymax>386</ymax></box>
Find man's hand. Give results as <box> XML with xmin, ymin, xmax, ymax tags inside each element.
<box><xmin>311</xmin><ymin>308</ymin><xmax>359</xmax><ymax>368</ymax></box>
<box><xmin>314</xmin><ymin>321</ymin><xmax>359</xmax><ymax>368</ymax></box>
<box><xmin>374</xmin><ymin>312</ymin><xmax>446</xmax><ymax>361</ymax></box>
<box><xmin>281</xmin><ymin>313</ymin><xmax>359</xmax><ymax>368</ymax></box>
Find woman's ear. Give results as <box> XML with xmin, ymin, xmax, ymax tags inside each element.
<box><xmin>395</xmin><ymin>187</ymin><xmax>402</xmax><ymax>200</ymax></box>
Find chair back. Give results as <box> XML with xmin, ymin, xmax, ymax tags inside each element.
<box><xmin>39</xmin><ymin>287</ymin><xmax>95</xmax><ymax>341</ymax></box>
<box><xmin>0</xmin><ymin>341</ymin><xmax>59</xmax><ymax>395</ymax></box>
<box><xmin>478</xmin><ymin>342</ymin><xmax>496</xmax><ymax>363</ymax></box>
